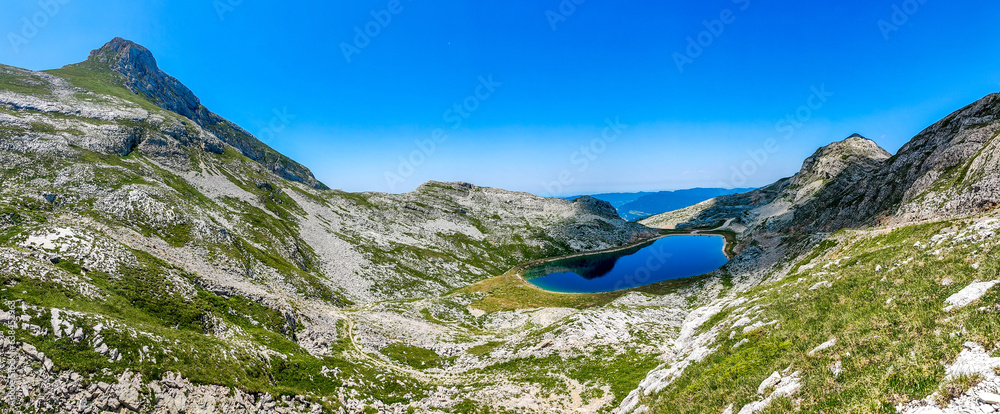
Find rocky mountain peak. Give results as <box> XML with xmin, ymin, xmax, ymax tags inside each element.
<box><xmin>827</xmin><ymin>134</ymin><xmax>883</xmax><ymax>153</ymax></box>
<box><xmin>88</xmin><ymin>37</ymin><xmax>154</xmax><ymax>68</ymax></box>
<box><xmin>794</xmin><ymin>134</ymin><xmax>890</xmax><ymax>183</ymax></box>
<box><xmin>87</xmin><ymin>38</ymin><xmax>202</xmax><ymax>121</ymax></box>
<box><xmin>572</xmin><ymin>196</ymin><xmax>621</xmax><ymax>220</ymax></box>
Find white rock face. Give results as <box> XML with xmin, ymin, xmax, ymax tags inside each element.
<box><xmin>946</xmin><ymin>342</ymin><xmax>1000</xmax><ymax>380</ymax></box>
<box><xmin>809</xmin><ymin>281</ymin><xmax>833</xmax><ymax>291</ymax></box>
<box><xmin>739</xmin><ymin>371</ymin><xmax>801</xmax><ymax>414</ymax></box>
<box><xmin>944</xmin><ymin>281</ymin><xmax>998</xmax><ymax>311</ymax></box>
<box><xmin>808</xmin><ymin>337</ymin><xmax>837</xmax><ymax>356</ymax></box>
<box><xmin>757</xmin><ymin>372</ymin><xmax>782</xmax><ymax>394</ymax></box>
<box><xmin>830</xmin><ymin>360</ymin><xmax>843</xmax><ymax>377</ymax></box>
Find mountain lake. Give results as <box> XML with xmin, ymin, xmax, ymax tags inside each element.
<box><xmin>523</xmin><ymin>235</ymin><xmax>729</xmax><ymax>293</ymax></box>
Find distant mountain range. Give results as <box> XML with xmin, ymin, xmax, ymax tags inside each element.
<box><xmin>568</xmin><ymin>188</ymin><xmax>754</xmax><ymax>221</ymax></box>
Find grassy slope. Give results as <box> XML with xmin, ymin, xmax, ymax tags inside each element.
<box><xmin>45</xmin><ymin>62</ymin><xmax>169</xmax><ymax>115</ymax></box>
<box><xmin>0</xmin><ymin>254</ymin><xmax>422</xmax><ymax>411</ymax></box>
<box><xmin>641</xmin><ymin>219</ymin><xmax>1000</xmax><ymax>413</ymax></box>
<box><xmin>0</xmin><ymin>65</ymin><xmax>389</xmax><ymax>409</ymax></box>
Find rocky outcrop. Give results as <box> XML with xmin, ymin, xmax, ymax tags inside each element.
<box><xmin>0</xmin><ymin>334</ymin><xmax>324</xmax><ymax>413</ymax></box>
<box><xmin>329</xmin><ymin>181</ymin><xmax>658</xmax><ymax>301</ymax></box>
<box><xmin>872</xmin><ymin>93</ymin><xmax>1000</xmax><ymax>222</ymax></box>
<box><xmin>652</xmin><ymin>93</ymin><xmax>1000</xmax><ymax>235</ymax></box>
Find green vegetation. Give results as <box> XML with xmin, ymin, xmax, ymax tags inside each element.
<box><xmin>466</xmin><ymin>341</ymin><xmax>504</xmax><ymax>356</ymax></box>
<box><xmin>29</xmin><ymin>121</ymin><xmax>57</xmax><ymax>135</ymax></box>
<box><xmin>936</xmin><ymin>374</ymin><xmax>983</xmax><ymax>407</ymax></box>
<box><xmin>645</xmin><ymin>220</ymin><xmax>1000</xmax><ymax>413</ymax></box>
<box><xmin>54</xmin><ymin>259</ymin><xmax>83</xmax><ymax>275</ymax></box>
<box><xmin>46</xmin><ymin>63</ymin><xmax>166</xmax><ymax>115</ymax></box>
<box><xmin>473</xmin><ymin>347</ymin><xmax>660</xmax><ymax>408</ymax></box>
<box><xmin>789</xmin><ymin>239</ymin><xmax>838</xmax><ymax>275</ymax></box>
<box><xmin>0</xmin><ymin>249</ymin><xmax>423</xmax><ymax>410</ymax></box>
<box><xmin>0</xmin><ymin>66</ymin><xmax>52</xmax><ymax>96</ymax></box>
<box><xmin>381</xmin><ymin>342</ymin><xmax>453</xmax><ymax>369</ymax></box>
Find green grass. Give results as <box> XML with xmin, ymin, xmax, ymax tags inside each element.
<box><xmin>789</xmin><ymin>239</ymin><xmax>838</xmax><ymax>275</ymax></box>
<box><xmin>29</xmin><ymin>121</ymin><xmax>57</xmax><ymax>135</ymax></box>
<box><xmin>0</xmin><ymin>248</ymin><xmax>423</xmax><ymax>410</ymax></box>
<box><xmin>472</xmin><ymin>347</ymin><xmax>661</xmax><ymax>409</ymax></box>
<box><xmin>467</xmin><ymin>341</ymin><xmax>505</xmax><ymax>356</ymax></box>
<box><xmin>0</xmin><ymin>65</ymin><xmax>52</xmax><ymax>96</ymax></box>
<box><xmin>54</xmin><ymin>259</ymin><xmax>83</xmax><ymax>275</ymax></box>
<box><xmin>643</xmin><ymin>220</ymin><xmax>1000</xmax><ymax>413</ymax></box>
<box><xmin>935</xmin><ymin>374</ymin><xmax>983</xmax><ymax>407</ymax></box>
<box><xmin>381</xmin><ymin>342</ymin><xmax>454</xmax><ymax>369</ymax></box>
<box><xmin>569</xmin><ymin>349</ymin><xmax>662</xmax><ymax>407</ymax></box>
<box><xmin>45</xmin><ymin>63</ymin><xmax>166</xmax><ymax>115</ymax></box>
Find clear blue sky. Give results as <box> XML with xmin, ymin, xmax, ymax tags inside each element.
<box><xmin>2</xmin><ymin>0</ymin><xmax>999</xmax><ymax>196</ymax></box>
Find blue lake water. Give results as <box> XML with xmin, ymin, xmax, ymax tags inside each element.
<box><xmin>523</xmin><ymin>235</ymin><xmax>729</xmax><ymax>293</ymax></box>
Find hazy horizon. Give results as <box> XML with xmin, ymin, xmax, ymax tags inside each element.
<box><xmin>3</xmin><ymin>0</ymin><xmax>999</xmax><ymax>196</ymax></box>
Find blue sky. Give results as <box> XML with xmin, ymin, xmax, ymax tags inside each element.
<box><xmin>2</xmin><ymin>0</ymin><xmax>999</xmax><ymax>196</ymax></box>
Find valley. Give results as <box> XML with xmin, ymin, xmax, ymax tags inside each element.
<box><xmin>0</xmin><ymin>37</ymin><xmax>999</xmax><ymax>414</ymax></box>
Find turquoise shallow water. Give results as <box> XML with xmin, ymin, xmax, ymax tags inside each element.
<box><xmin>523</xmin><ymin>235</ymin><xmax>728</xmax><ymax>293</ymax></box>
